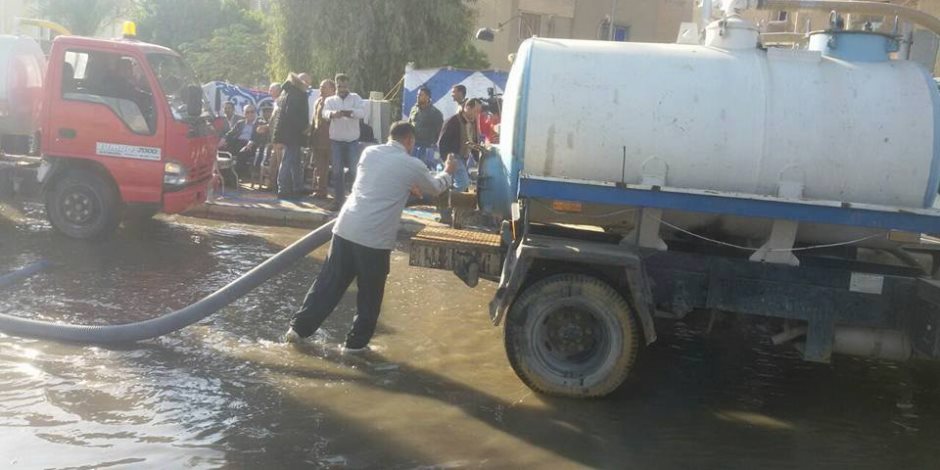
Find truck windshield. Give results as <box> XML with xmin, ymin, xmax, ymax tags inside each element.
<box><xmin>146</xmin><ymin>53</ymin><xmax>213</xmax><ymax>121</ymax></box>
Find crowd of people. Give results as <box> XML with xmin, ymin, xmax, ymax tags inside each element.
<box><xmin>217</xmin><ymin>72</ymin><xmax>501</xmax><ymax>217</ymax></box>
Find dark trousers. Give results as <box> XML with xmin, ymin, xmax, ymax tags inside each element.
<box><xmin>290</xmin><ymin>234</ymin><xmax>390</xmax><ymax>348</ymax></box>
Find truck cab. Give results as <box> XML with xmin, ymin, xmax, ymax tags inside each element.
<box><xmin>36</xmin><ymin>34</ymin><xmax>216</xmax><ymax>239</ymax></box>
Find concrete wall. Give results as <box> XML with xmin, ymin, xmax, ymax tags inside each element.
<box><xmin>472</xmin><ymin>0</ymin><xmax>695</xmax><ymax>70</ymax></box>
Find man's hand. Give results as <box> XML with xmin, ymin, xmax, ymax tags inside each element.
<box><xmin>409</xmin><ymin>184</ymin><xmax>422</xmax><ymax>198</ymax></box>
<box><xmin>444</xmin><ymin>154</ymin><xmax>458</xmax><ymax>175</ymax></box>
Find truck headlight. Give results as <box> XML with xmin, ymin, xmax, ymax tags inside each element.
<box><xmin>163</xmin><ymin>161</ymin><xmax>188</xmax><ymax>187</ymax></box>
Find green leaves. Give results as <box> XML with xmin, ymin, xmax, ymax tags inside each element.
<box><xmin>28</xmin><ymin>0</ymin><xmax>130</xmax><ymax>37</ymax></box>
<box><xmin>268</xmin><ymin>0</ymin><xmax>489</xmax><ymax>95</ymax></box>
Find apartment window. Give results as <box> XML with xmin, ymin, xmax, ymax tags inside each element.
<box><xmin>776</xmin><ymin>11</ymin><xmax>789</xmax><ymax>22</ymax></box>
<box><xmin>613</xmin><ymin>25</ymin><xmax>630</xmax><ymax>42</ymax></box>
<box><xmin>519</xmin><ymin>12</ymin><xmax>541</xmax><ymax>40</ymax></box>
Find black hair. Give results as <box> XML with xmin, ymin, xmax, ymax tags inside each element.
<box><xmin>418</xmin><ymin>86</ymin><xmax>432</xmax><ymax>99</ymax></box>
<box><xmin>389</xmin><ymin>121</ymin><xmax>415</xmax><ymax>141</ymax></box>
<box><xmin>453</xmin><ymin>84</ymin><xmax>466</xmax><ymax>96</ymax></box>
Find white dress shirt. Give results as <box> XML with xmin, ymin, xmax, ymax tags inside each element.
<box><xmin>322</xmin><ymin>92</ymin><xmax>365</xmax><ymax>142</ymax></box>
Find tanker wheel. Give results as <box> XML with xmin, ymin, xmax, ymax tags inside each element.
<box><xmin>45</xmin><ymin>169</ymin><xmax>121</xmax><ymax>240</ymax></box>
<box><xmin>505</xmin><ymin>274</ymin><xmax>639</xmax><ymax>398</ymax></box>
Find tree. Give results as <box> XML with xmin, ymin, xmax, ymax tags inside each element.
<box><xmin>28</xmin><ymin>0</ymin><xmax>129</xmax><ymax>36</ymax></box>
<box><xmin>179</xmin><ymin>23</ymin><xmax>269</xmax><ymax>87</ymax></box>
<box><xmin>269</xmin><ymin>0</ymin><xmax>485</xmax><ymax>95</ymax></box>
<box><xmin>132</xmin><ymin>0</ymin><xmax>269</xmax><ymax>85</ymax></box>
<box><xmin>133</xmin><ymin>0</ymin><xmax>254</xmax><ymax>52</ymax></box>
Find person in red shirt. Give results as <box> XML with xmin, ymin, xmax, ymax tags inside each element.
<box><xmin>479</xmin><ymin>96</ymin><xmax>502</xmax><ymax>145</ymax></box>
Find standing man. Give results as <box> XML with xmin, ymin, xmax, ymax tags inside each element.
<box><xmin>266</xmin><ymin>82</ymin><xmax>283</xmax><ymax>192</ymax></box>
<box><xmin>271</xmin><ymin>73</ymin><xmax>309</xmax><ymax>200</ymax></box>
<box><xmin>309</xmin><ymin>79</ymin><xmax>336</xmax><ymax>198</ymax></box>
<box><xmin>451</xmin><ymin>84</ymin><xmax>467</xmax><ymax>107</ymax></box>
<box><xmin>322</xmin><ymin>73</ymin><xmax>365</xmax><ymax>211</ymax></box>
<box><xmin>437</xmin><ymin>98</ymin><xmax>482</xmax><ymax>224</ymax></box>
<box><xmin>450</xmin><ymin>84</ymin><xmax>467</xmax><ymax>117</ymax></box>
<box><xmin>408</xmin><ymin>86</ymin><xmax>444</xmax><ymax>169</ymax></box>
<box><xmin>285</xmin><ymin>122</ymin><xmax>457</xmax><ymax>350</ymax></box>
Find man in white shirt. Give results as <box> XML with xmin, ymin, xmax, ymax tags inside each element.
<box><xmin>285</xmin><ymin>122</ymin><xmax>457</xmax><ymax>351</ymax></box>
<box><xmin>322</xmin><ymin>73</ymin><xmax>366</xmax><ymax>210</ymax></box>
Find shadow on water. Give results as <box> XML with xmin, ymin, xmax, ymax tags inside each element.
<box><xmin>2</xmin><ymin>201</ymin><xmax>940</xmax><ymax>468</ymax></box>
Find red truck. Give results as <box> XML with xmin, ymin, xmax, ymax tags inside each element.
<box><xmin>1</xmin><ymin>26</ymin><xmax>216</xmax><ymax>239</ymax></box>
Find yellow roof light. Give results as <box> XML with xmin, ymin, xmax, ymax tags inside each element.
<box><xmin>122</xmin><ymin>21</ymin><xmax>137</xmax><ymax>38</ymax></box>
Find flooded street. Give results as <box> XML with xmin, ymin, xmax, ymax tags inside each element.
<box><xmin>2</xmin><ymin>201</ymin><xmax>940</xmax><ymax>469</ymax></box>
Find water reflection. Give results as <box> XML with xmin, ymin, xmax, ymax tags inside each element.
<box><xmin>1</xmin><ymin>201</ymin><xmax>939</xmax><ymax>468</ymax></box>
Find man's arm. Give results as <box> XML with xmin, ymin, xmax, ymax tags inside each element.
<box><xmin>438</xmin><ymin>117</ymin><xmax>459</xmax><ymax>157</ymax></box>
<box><xmin>349</xmin><ymin>95</ymin><xmax>366</xmax><ymax>119</ymax></box>
<box><xmin>431</xmin><ymin>108</ymin><xmax>444</xmax><ymax>139</ymax></box>
<box><xmin>409</xmin><ymin>154</ymin><xmax>456</xmax><ymax>197</ymax></box>
<box><xmin>322</xmin><ymin>97</ymin><xmax>337</xmax><ymax>120</ymax></box>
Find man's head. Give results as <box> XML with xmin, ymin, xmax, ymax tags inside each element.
<box><xmin>243</xmin><ymin>104</ymin><xmax>256</xmax><ymax>121</ymax></box>
<box><xmin>417</xmin><ymin>87</ymin><xmax>432</xmax><ymax>107</ymax></box>
<box><xmin>463</xmin><ymin>98</ymin><xmax>482</xmax><ymax>121</ymax></box>
<box><xmin>388</xmin><ymin>121</ymin><xmax>416</xmax><ymax>154</ymax></box>
<box><xmin>261</xmin><ymin>105</ymin><xmax>273</xmax><ymax>121</ymax></box>
<box><xmin>335</xmin><ymin>73</ymin><xmax>350</xmax><ymax>98</ymax></box>
<box><xmin>451</xmin><ymin>85</ymin><xmax>466</xmax><ymax>103</ymax></box>
<box><xmin>116</xmin><ymin>58</ymin><xmax>134</xmax><ymax>80</ymax></box>
<box><xmin>298</xmin><ymin>72</ymin><xmax>313</xmax><ymax>88</ymax></box>
<box><xmin>319</xmin><ymin>79</ymin><xmax>336</xmax><ymax>99</ymax></box>
<box><xmin>269</xmin><ymin>82</ymin><xmax>282</xmax><ymax>100</ymax></box>
<box><xmin>223</xmin><ymin>101</ymin><xmax>235</xmax><ymax>118</ymax></box>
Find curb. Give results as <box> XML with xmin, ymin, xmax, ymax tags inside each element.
<box><xmin>183</xmin><ymin>201</ymin><xmax>431</xmax><ymax>237</ymax></box>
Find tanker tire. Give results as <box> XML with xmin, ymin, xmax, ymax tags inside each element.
<box><xmin>505</xmin><ymin>274</ymin><xmax>639</xmax><ymax>398</ymax></box>
<box><xmin>46</xmin><ymin>169</ymin><xmax>121</xmax><ymax>240</ymax></box>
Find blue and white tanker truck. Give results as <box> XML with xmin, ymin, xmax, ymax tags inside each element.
<box><xmin>410</xmin><ymin>0</ymin><xmax>940</xmax><ymax>397</ymax></box>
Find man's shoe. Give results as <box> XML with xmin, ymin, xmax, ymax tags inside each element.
<box><xmin>340</xmin><ymin>344</ymin><xmax>370</xmax><ymax>354</ymax></box>
<box><xmin>283</xmin><ymin>328</ymin><xmax>303</xmax><ymax>344</ymax></box>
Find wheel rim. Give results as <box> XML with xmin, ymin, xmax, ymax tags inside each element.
<box><xmin>59</xmin><ymin>187</ymin><xmax>100</xmax><ymax>226</ymax></box>
<box><xmin>531</xmin><ymin>302</ymin><xmax>613</xmax><ymax>377</ymax></box>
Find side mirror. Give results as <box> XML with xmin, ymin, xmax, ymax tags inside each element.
<box><xmin>181</xmin><ymin>85</ymin><xmax>203</xmax><ymax>117</ymax></box>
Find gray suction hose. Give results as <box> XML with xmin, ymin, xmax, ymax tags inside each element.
<box><xmin>0</xmin><ymin>220</ymin><xmax>335</xmax><ymax>345</ymax></box>
<box><xmin>0</xmin><ymin>260</ymin><xmax>52</xmax><ymax>289</ymax></box>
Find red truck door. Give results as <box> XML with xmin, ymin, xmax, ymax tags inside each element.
<box><xmin>43</xmin><ymin>45</ymin><xmax>165</xmax><ymax>204</ymax></box>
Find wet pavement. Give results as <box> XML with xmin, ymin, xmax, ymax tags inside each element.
<box><xmin>2</xmin><ymin>200</ymin><xmax>940</xmax><ymax>469</ymax></box>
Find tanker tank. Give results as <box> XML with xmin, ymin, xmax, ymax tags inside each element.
<box><xmin>0</xmin><ymin>35</ymin><xmax>45</xmax><ymax>139</ymax></box>
<box><xmin>478</xmin><ymin>14</ymin><xmax>940</xmax><ymax>254</ymax></box>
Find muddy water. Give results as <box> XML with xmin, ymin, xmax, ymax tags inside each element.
<box><xmin>2</xmin><ymin>201</ymin><xmax>940</xmax><ymax>469</ymax></box>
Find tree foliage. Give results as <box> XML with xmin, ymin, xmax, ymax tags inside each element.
<box><xmin>133</xmin><ymin>0</ymin><xmax>256</xmax><ymax>52</ymax></box>
<box><xmin>179</xmin><ymin>23</ymin><xmax>269</xmax><ymax>87</ymax></box>
<box><xmin>28</xmin><ymin>0</ymin><xmax>130</xmax><ymax>36</ymax></box>
<box><xmin>269</xmin><ymin>0</ymin><xmax>488</xmax><ymax>95</ymax></box>
<box><xmin>132</xmin><ymin>0</ymin><xmax>267</xmax><ymax>85</ymax></box>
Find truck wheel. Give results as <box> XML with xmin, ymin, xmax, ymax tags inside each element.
<box><xmin>45</xmin><ymin>169</ymin><xmax>121</xmax><ymax>240</ymax></box>
<box><xmin>505</xmin><ymin>274</ymin><xmax>639</xmax><ymax>398</ymax></box>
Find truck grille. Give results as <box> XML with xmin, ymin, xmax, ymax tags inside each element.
<box><xmin>190</xmin><ymin>160</ymin><xmax>213</xmax><ymax>183</ymax></box>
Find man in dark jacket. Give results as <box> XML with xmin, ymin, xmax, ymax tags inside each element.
<box><xmin>271</xmin><ymin>73</ymin><xmax>309</xmax><ymax>199</ymax></box>
<box><xmin>437</xmin><ymin>98</ymin><xmax>481</xmax><ymax>224</ymax></box>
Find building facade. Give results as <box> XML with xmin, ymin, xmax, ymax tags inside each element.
<box><xmin>472</xmin><ymin>0</ymin><xmax>693</xmax><ymax>70</ymax></box>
